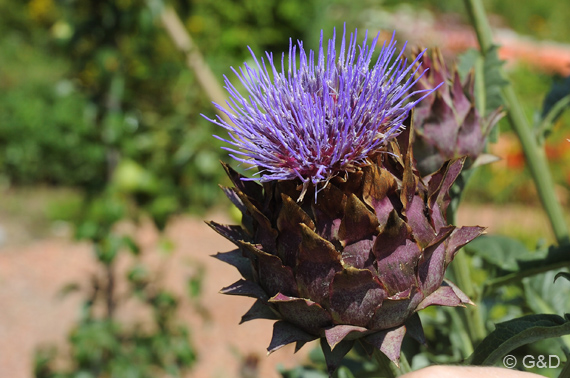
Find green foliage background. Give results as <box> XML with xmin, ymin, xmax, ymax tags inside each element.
<box><xmin>2</xmin><ymin>0</ymin><xmax>569</xmax><ymax>217</ymax></box>
<box><xmin>9</xmin><ymin>0</ymin><xmax>446</xmax><ymax>229</ymax></box>
<box><xmin>0</xmin><ymin>0</ymin><xmax>339</xmax><ymax>217</ymax></box>
<box><xmin>1</xmin><ymin>0</ymin><xmax>570</xmax><ymax>377</ymax></box>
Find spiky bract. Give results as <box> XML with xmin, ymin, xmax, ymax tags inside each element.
<box><xmin>209</xmin><ymin>130</ymin><xmax>484</xmax><ymax>375</ymax></box>
<box><xmin>411</xmin><ymin>48</ymin><xmax>504</xmax><ymax>175</ymax></box>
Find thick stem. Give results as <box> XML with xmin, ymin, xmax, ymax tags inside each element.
<box><xmin>160</xmin><ymin>6</ymin><xmax>232</xmax><ymax>125</ymax></box>
<box><xmin>503</xmin><ymin>88</ymin><xmax>569</xmax><ymax>244</ymax></box>
<box><xmin>446</xmin><ymin>307</ymin><xmax>474</xmax><ymax>357</ymax></box>
<box><xmin>463</xmin><ymin>0</ymin><xmax>493</xmax><ymax>52</ymax></box>
<box><xmin>399</xmin><ymin>352</ymin><xmax>412</xmax><ymax>375</ymax></box>
<box><xmin>463</xmin><ymin>0</ymin><xmax>570</xmax><ymax>245</ymax></box>
<box><xmin>373</xmin><ymin>349</ymin><xmax>404</xmax><ymax>377</ymax></box>
<box><xmin>483</xmin><ymin>259</ymin><xmax>570</xmax><ymax>293</ymax></box>
<box><xmin>447</xmin><ymin>170</ymin><xmax>487</xmax><ymax>348</ymax></box>
<box><xmin>453</xmin><ymin>252</ymin><xmax>487</xmax><ymax>344</ymax></box>
<box><xmin>448</xmin><ymin>209</ymin><xmax>487</xmax><ymax>346</ymax></box>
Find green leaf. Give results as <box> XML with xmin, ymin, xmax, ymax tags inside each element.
<box><xmin>122</xmin><ymin>235</ymin><xmax>140</xmax><ymax>256</ymax></box>
<box><xmin>112</xmin><ymin>159</ymin><xmax>159</xmax><ymax>194</ymax></box>
<box><xmin>456</xmin><ymin>48</ymin><xmax>480</xmax><ymax>80</ymax></box>
<box><xmin>187</xmin><ymin>266</ymin><xmax>205</xmax><ymax>299</ymax></box>
<box><xmin>523</xmin><ymin>270</ymin><xmax>570</xmax><ymax>351</ymax></box>
<box><xmin>56</xmin><ymin>283</ymin><xmax>81</xmax><ymax>299</ymax></box>
<box><xmin>469</xmin><ymin>314</ymin><xmax>570</xmax><ymax>365</ymax></box>
<box><xmin>465</xmin><ymin>235</ymin><xmax>534</xmax><ymax>272</ymax></box>
<box><xmin>536</xmin><ymin>75</ymin><xmax>570</xmax><ymax>144</ymax></box>
<box><xmin>447</xmin><ymin>168</ymin><xmax>475</xmax><ymax>223</ymax></box>
<box><xmin>554</xmin><ymin>271</ymin><xmax>570</xmax><ymax>283</ymax></box>
<box><xmin>455</xmin><ymin>45</ymin><xmax>507</xmax><ymax>120</ymax></box>
<box><xmin>541</xmin><ymin>75</ymin><xmax>570</xmax><ymax>121</ymax></box>
<box><xmin>336</xmin><ymin>366</ymin><xmax>356</xmax><ymax>378</ymax></box>
<box><xmin>148</xmin><ymin>195</ymin><xmax>179</xmax><ymax>231</ymax></box>
<box><xmin>127</xmin><ymin>265</ymin><xmax>149</xmax><ymax>285</ymax></box>
<box><xmin>481</xmin><ymin>243</ymin><xmax>570</xmax><ymax>292</ymax></box>
<box><xmin>481</xmin><ymin>45</ymin><xmax>509</xmax><ymax>117</ymax></box>
<box><xmin>525</xmin><ymin>270</ymin><xmax>570</xmax><ymax>316</ymax></box>
<box><xmin>535</xmin><ymin>94</ymin><xmax>570</xmax><ymax>145</ymax></box>
<box><xmin>278</xmin><ymin>365</ymin><xmax>328</xmax><ymax>378</ymax></box>
<box><xmin>558</xmin><ymin>357</ymin><xmax>570</xmax><ymax>378</ymax></box>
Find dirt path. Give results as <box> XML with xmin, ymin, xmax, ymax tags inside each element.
<box><xmin>0</xmin><ymin>213</ymin><xmax>311</xmax><ymax>378</ymax></box>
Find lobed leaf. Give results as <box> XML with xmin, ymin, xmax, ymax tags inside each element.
<box><xmin>541</xmin><ymin>75</ymin><xmax>570</xmax><ymax>123</ymax></box>
<box><xmin>469</xmin><ymin>314</ymin><xmax>570</xmax><ymax>365</ymax></box>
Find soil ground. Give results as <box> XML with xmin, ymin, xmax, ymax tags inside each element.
<box><xmin>0</xmin><ymin>211</ymin><xmax>311</xmax><ymax>378</ymax></box>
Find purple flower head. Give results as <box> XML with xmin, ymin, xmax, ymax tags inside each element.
<box><xmin>204</xmin><ymin>27</ymin><xmax>437</xmax><ymax>195</ymax></box>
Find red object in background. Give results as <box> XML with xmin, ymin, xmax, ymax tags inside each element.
<box><xmin>438</xmin><ymin>21</ymin><xmax>570</xmax><ymax>76</ymax></box>
<box><xmin>385</xmin><ymin>12</ymin><xmax>570</xmax><ymax>76</ymax></box>
<box><xmin>545</xmin><ymin>143</ymin><xmax>563</xmax><ymax>161</ymax></box>
<box><xmin>499</xmin><ymin>137</ymin><xmax>569</xmax><ymax>170</ymax></box>
<box><xmin>505</xmin><ymin>151</ymin><xmax>526</xmax><ymax>169</ymax></box>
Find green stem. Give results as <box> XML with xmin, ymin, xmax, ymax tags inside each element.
<box><xmin>448</xmin><ymin>182</ymin><xmax>487</xmax><ymax>348</ymax></box>
<box><xmin>483</xmin><ymin>259</ymin><xmax>570</xmax><ymax>293</ymax></box>
<box><xmin>446</xmin><ymin>307</ymin><xmax>474</xmax><ymax>357</ymax></box>
<box><xmin>463</xmin><ymin>0</ymin><xmax>570</xmax><ymax>245</ymax></box>
<box><xmin>453</xmin><ymin>253</ymin><xmax>487</xmax><ymax>344</ymax></box>
<box><xmin>463</xmin><ymin>0</ymin><xmax>493</xmax><ymax>52</ymax></box>
<box><xmin>373</xmin><ymin>349</ymin><xmax>405</xmax><ymax>377</ymax></box>
<box><xmin>399</xmin><ymin>352</ymin><xmax>412</xmax><ymax>375</ymax></box>
<box><xmin>536</xmin><ymin>95</ymin><xmax>570</xmax><ymax>145</ymax></box>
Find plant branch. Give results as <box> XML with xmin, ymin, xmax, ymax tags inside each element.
<box><xmin>483</xmin><ymin>260</ymin><xmax>570</xmax><ymax>293</ymax></box>
<box><xmin>446</xmin><ymin>307</ymin><xmax>475</xmax><ymax>357</ymax></box>
<box><xmin>447</xmin><ymin>171</ymin><xmax>487</xmax><ymax>347</ymax></box>
<box><xmin>453</xmin><ymin>253</ymin><xmax>487</xmax><ymax>344</ymax></box>
<box><xmin>536</xmin><ymin>94</ymin><xmax>570</xmax><ymax>145</ymax></box>
<box><xmin>159</xmin><ymin>6</ymin><xmax>232</xmax><ymax>125</ymax></box>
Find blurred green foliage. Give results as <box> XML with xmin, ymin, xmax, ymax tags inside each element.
<box><xmin>35</xmin><ymin>284</ymin><xmax>197</xmax><ymax>378</ymax></box>
<box><xmin>0</xmin><ymin>0</ymin><xmax>340</xmax><ymax>217</ymax></box>
<box><xmin>1</xmin><ymin>0</ymin><xmax>570</xmax><ymax>376</ymax></box>
<box><xmin>0</xmin><ymin>16</ymin><xmax>106</xmax><ymax>188</ymax></box>
<box><xmin>2</xmin><ymin>0</ymin><xmax>568</xmax><ymax>218</ymax></box>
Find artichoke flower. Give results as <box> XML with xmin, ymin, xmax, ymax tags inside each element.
<box><xmin>204</xmin><ymin>28</ymin><xmax>485</xmax><ymax>375</ymax></box>
<box><xmin>411</xmin><ymin>48</ymin><xmax>504</xmax><ymax>176</ymax></box>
